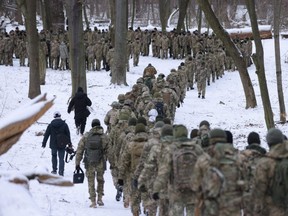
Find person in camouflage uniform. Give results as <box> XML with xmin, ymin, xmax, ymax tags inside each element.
<box><xmin>133</xmin><ymin>121</ymin><xmax>164</xmax><ymax>216</ymax></box>
<box><xmin>86</xmin><ymin>42</ymin><xmax>95</xmax><ymax>71</ymax></box>
<box><xmin>104</xmin><ymin>101</ymin><xmax>119</xmax><ymax>134</ymax></box>
<box><xmin>241</xmin><ymin>131</ymin><xmax>267</xmax><ymax>216</ymax></box>
<box><xmin>195</xmin><ymin>61</ymin><xmax>208</xmax><ymax>99</ymax></box>
<box><xmin>3</xmin><ymin>35</ymin><xmax>14</xmax><ymax>66</ymax></box>
<box><xmin>192</xmin><ymin>128</ymin><xmax>245</xmax><ymax>216</ymax></box>
<box><xmin>153</xmin><ymin>124</ymin><xmax>205</xmax><ymax>216</ymax></box>
<box><xmin>50</xmin><ymin>39</ymin><xmax>60</xmax><ymax>70</ymax></box>
<box><xmin>94</xmin><ymin>40</ymin><xmax>103</xmax><ymax>71</ymax></box>
<box><xmin>59</xmin><ymin>41</ymin><xmax>69</xmax><ymax>70</ymax></box>
<box><xmin>133</xmin><ymin>38</ymin><xmax>141</xmax><ymax>67</ymax></box>
<box><xmin>18</xmin><ymin>37</ymin><xmax>27</xmax><ymax>66</ymax></box>
<box><xmin>118</xmin><ymin>117</ymin><xmax>137</xmax><ymax>208</ymax></box>
<box><xmin>143</xmin><ymin>63</ymin><xmax>157</xmax><ymax>79</ymax></box>
<box><xmin>138</xmin><ymin>124</ymin><xmax>174</xmax><ymax>216</ymax></box>
<box><xmin>118</xmin><ymin>123</ymin><xmax>149</xmax><ymax>216</ymax></box>
<box><xmin>75</xmin><ymin>119</ymin><xmax>109</xmax><ymax>208</ymax></box>
<box><xmin>252</xmin><ymin>128</ymin><xmax>288</xmax><ymax>216</ymax></box>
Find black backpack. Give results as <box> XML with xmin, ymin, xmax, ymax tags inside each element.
<box><xmin>154</xmin><ymin>101</ymin><xmax>164</xmax><ymax>117</ymax></box>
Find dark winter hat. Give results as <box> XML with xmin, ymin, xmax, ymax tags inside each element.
<box><xmin>161</xmin><ymin>125</ymin><xmax>174</xmax><ymax>137</ymax></box>
<box><xmin>266</xmin><ymin>128</ymin><xmax>284</xmax><ymax>147</ymax></box>
<box><xmin>91</xmin><ymin>119</ymin><xmax>101</xmax><ymax>127</ymax></box>
<box><xmin>154</xmin><ymin>121</ymin><xmax>165</xmax><ymax>129</ymax></box>
<box><xmin>173</xmin><ymin>124</ymin><xmax>188</xmax><ymax>138</ymax></box>
<box><xmin>135</xmin><ymin>123</ymin><xmax>146</xmax><ymax>134</ymax></box>
<box><xmin>128</xmin><ymin>117</ymin><xmax>137</xmax><ymax>126</ymax></box>
<box><xmin>199</xmin><ymin>120</ymin><xmax>210</xmax><ymax>128</ymax></box>
<box><xmin>53</xmin><ymin>111</ymin><xmax>61</xmax><ymax>118</ymax></box>
<box><xmin>209</xmin><ymin>128</ymin><xmax>227</xmax><ymax>144</ymax></box>
<box><xmin>225</xmin><ymin>130</ymin><xmax>233</xmax><ymax>144</ymax></box>
<box><xmin>247</xmin><ymin>132</ymin><xmax>260</xmax><ymax>145</ymax></box>
<box><xmin>137</xmin><ymin>116</ymin><xmax>147</xmax><ymax>126</ymax></box>
<box><xmin>77</xmin><ymin>87</ymin><xmax>84</xmax><ymax>92</ymax></box>
<box><xmin>190</xmin><ymin>129</ymin><xmax>199</xmax><ymax>139</ymax></box>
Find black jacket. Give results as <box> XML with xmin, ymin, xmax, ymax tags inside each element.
<box><xmin>42</xmin><ymin>118</ymin><xmax>71</xmax><ymax>149</ymax></box>
<box><xmin>67</xmin><ymin>92</ymin><xmax>92</xmax><ymax>120</ymax></box>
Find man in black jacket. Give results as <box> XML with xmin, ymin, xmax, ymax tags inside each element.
<box><xmin>68</xmin><ymin>87</ymin><xmax>92</xmax><ymax>135</ymax></box>
<box><xmin>42</xmin><ymin>111</ymin><xmax>71</xmax><ymax>176</ymax></box>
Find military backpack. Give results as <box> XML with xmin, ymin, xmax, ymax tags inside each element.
<box><xmin>172</xmin><ymin>141</ymin><xmax>200</xmax><ymax>192</ymax></box>
<box><xmin>84</xmin><ymin>133</ymin><xmax>103</xmax><ymax>165</ymax></box>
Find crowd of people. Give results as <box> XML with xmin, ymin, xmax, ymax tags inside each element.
<box><xmin>0</xmin><ymin>26</ymin><xmax>253</xmax><ymax>76</ymax></box>
<box><xmin>29</xmin><ymin>25</ymin><xmax>286</xmax><ymax>216</ymax></box>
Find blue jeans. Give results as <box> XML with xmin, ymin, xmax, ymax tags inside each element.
<box><xmin>51</xmin><ymin>148</ymin><xmax>65</xmax><ymax>175</ymax></box>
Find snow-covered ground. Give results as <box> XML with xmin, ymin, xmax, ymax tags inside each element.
<box><xmin>1</xmin><ymin>36</ymin><xmax>288</xmax><ymax>215</ymax></box>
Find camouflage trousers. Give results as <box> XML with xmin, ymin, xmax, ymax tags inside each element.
<box><xmin>169</xmin><ymin>201</ymin><xmax>195</xmax><ymax>216</ymax></box>
<box><xmin>168</xmin><ymin>190</ymin><xmax>196</xmax><ymax>216</ymax></box>
<box><xmin>86</xmin><ymin>163</ymin><xmax>105</xmax><ymax>202</ymax></box>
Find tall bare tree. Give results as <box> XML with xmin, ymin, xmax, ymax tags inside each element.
<box><xmin>196</xmin><ymin>0</ymin><xmax>257</xmax><ymax>109</ymax></box>
<box><xmin>65</xmin><ymin>0</ymin><xmax>87</xmax><ymax>94</ymax></box>
<box><xmin>159</xmin><ymin>0</ymin><xmax>171</xmax><ymax>33</ymax></box>
<box><xmin>17</xmin><ymin>0</ymin><xmax>41</xmax><ymax>99</ymax></box>
<box><xmin>246</xmin><ymin>0</ymin><xmax>274</xmax><ymax>129</ymax></box>
<box><xmin>112</xmin><ymin>0</ymin><xmax>128</xmax><ymax>85</ymax></box>
<box><xmin>176</xmin><ymin>0</ymin><xmax>190</xmax><ymax>33</ymax></box>
<box><xmin>273</xmin><ymin>0</ymin><xmax>286</xmax><ymax>123</ymax></box>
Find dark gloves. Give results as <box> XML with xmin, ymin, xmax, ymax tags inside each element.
<box><xmin>139</xmin><ymin>184</ymin><xmax>147</xmax><ymax>192</ymax></box>
<box><xmin>152</xmin><ymin>192</ymin><xmax>159</xmax><ymax>200</ymax></box>
<box><xmin>177</xmin><ymin>103</ymin><xmax>180</xmax><ymax>108</ymax></box>
<box><xmin>118</xmin><ymin>179</ymin><xmax>124</xmax><ymax>186</ymax></box>
<box><xmin>76</xmin><ymin>165</ymin><xmax>80</xmax><ymax>170</ymax></box>
<box><xmin>41</xmin><ymin>143</ymin><xmax>45</xmax><ymax>148</ymax></box>
<box><xmin>132</xmin><ymin>179</ymin><xmax>138</xmax><ymax>188</ymax></box>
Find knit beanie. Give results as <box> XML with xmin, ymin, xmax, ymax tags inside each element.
<box><xmin>247</xmin><ymin>132</ymin><xmax>260</xmax><ymax>145</ymax></box>
<box><xmin>266</xmin><ymin>128</ymin><xmax>284</xmax><ymax>147</ymax></box>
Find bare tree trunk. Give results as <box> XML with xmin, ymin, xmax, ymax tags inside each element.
<box><xmin>112</xmin><ymin>0</ymin><xmax>128</xmax><ymax>85</ymax></box>
<box><xmin>159</xmin><ymin>0</ymin><xmax>171</xmax><ymax>33</ymax></box>
<box><xmin>130</xmin><ymin>0</ymin><xmax>136</xmax><ymax>28</ymax></box>
<box><xmin>109</xmin><ymin>0</ymin><xmax>116</xmax><ymax>46</ymax></box>
<box><xmin>66</xmin><ymin>0</ymin><xmax>87</xmax><ymax>95</ymax></box>
<box><xmin>43</xmin><ymin>0</ymin><xmax>52</xmax><ymax>31</ymax></box>
<box><xmin>17</xmin><ymin>0</ymin><xmax>41</xmax><ymax>99</ymax></box>
<box><xmin>273</xmin><ymin>0</ymin><xmax>286</xmax><ymax>123</ymax></box>
<box><xmin>83</xmin><ymin>2</ymin><xmax>90</xmax><ymax>30</ymax></box>
<box><xmin>50</xmin><ymin>0</ymin><xmax>65</xmax><ymax>32</ymax></box>
<box><xmin>197</xmin><ymin>0</ymin><xmax>257</xmax><ymax>109</ymax></box>
<box><xmin>176</xmin><ymin>0</ymin><xmax>190</xmax><ymax>33</ymax></box>
<box><xmin>151</xmin><ymin>0</ymin><xmax>156</xmax><ymax>24</ymax></box>
<box><xmin>197</xmin><ymin>5</ymin><xmax>202</xmax><ymax>33</ymax></box>
<box><xmin>246</xmin><ymin>0</ymin><xmax>274</xmax><ymax>129</ymax></box>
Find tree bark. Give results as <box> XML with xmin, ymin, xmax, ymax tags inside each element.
<box><xmin>17</xmin><ymin>0</ymin><xmax>41</xmax><ymax>99</ymax></box>
<box><xmin>159</xmin><ymin>0</ymin><xmax>171</xmax><ymax>33</ymax></box>
<box><xmin>246</xmin><ymin>0</ymin><xmax>275</xmax><ymax>129</ymax></box>
<box><xmin>43</xmin><ymin>0</ymin><xmax>52</xmax><ymax>31</ymax></box>
<box><xmin>273</xmin><ymin>0</ymin><xmax>286</xmax><ymax>123</ymax></box>
<box><xmin>83</xmin><ymin>2</ymin><xmax>90</xmax><ymax>30</ymax></box>
<box><xmin>176</xmin><ymin>0</ymin><xmax>190</xmax><ymax>33</ymax></box>
<box><xmin>111</xmin><ymin>0</ymin><xmax>128</xmax><ymax>85</ymax></box>
<box><xmin>66</xmin><ymin>0</ymin><xmax>87</xmax><ymax>95</ymax></box>
<box><xmin>196</xmin><ymin>0</ymin><xmax>257</xmax><ymax>109</ymax></box>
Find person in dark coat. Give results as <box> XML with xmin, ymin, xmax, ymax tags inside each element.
<box><xmin>67</xmin><ymin>87</ymin><xmax>92</xmax><ymax>135</ymax></box>
<box><xmin>42</xmin><ymin>111</ymin><xmax>71</xmax><ymax>176</ymax></box>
